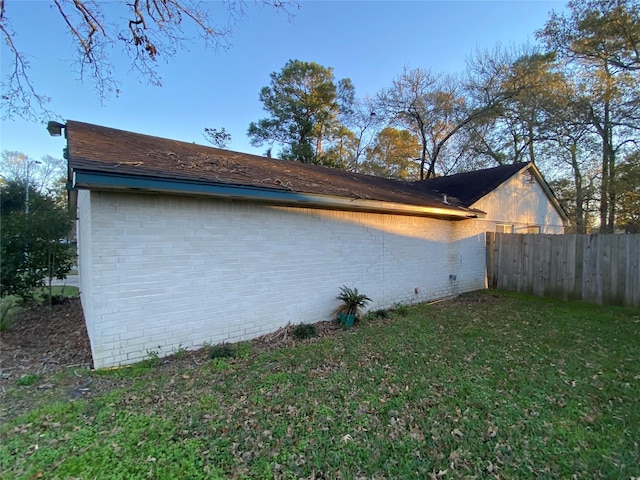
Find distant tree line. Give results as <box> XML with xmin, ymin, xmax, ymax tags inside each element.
<box><xmin>235</xmin><ymin>0</ymin><xmax>639</xmax><ymax>233</ymax></box>
<box><xmin>2</xmin><ymin>0</ymin><xmax>637</xmax><ymax>233</ymax></box>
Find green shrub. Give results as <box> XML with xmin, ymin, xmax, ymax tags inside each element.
<box><xmin>292</xmin><ymin>323</ymin><xmax>317</xmax><ymax>340</ymax></box>
<box><xmin>0</xmin><ymin>296</ymin><xmax>21</xmax><ymax>332</ymax></box>
<box><xmin>1</xmin><ymin>181</ymin><xmax>75</xmax><ymax>301</ymax></box>
<box><xmin>236</xmin><ymin>342</ymin><xmax>252</xmax><ymax>359</ymax></box>
<box><xmin>363</xmin><ymin>309</ymin><xmax>391</xmax><ymax>322</ymax></box>
<box><xmin>371</xmin><ymin>309</ymin><xmax>390</xmax><ymax>318</ymax></box>
<box><xmin>208</xmin><ymin>342</ymin><xmax>236</xmax><ymax>359</ymax></box>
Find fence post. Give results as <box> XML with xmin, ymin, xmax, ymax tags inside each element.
<box><xmin>486</xmin><ymin>232</ymin><xmax>496</xmax><ymax>289</ymax></box>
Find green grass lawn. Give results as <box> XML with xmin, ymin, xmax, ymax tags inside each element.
<box><xmin>1</xmin><ymin>291</ymin><xmax>639</xmax><ymax>479</ymax></box>
<box><xmin>37</xmin><ymin>285</ymin><xmax>79</xmax><ymax>299</ymax></box>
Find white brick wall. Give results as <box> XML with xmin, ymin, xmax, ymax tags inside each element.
<box><xmin>78</xmin><ymin>191</ymin><xmax>488</xmax><ymax>368</ymax></box>
<box><xmin>76</xmin><ymin>190</ymin><xmax>96</xmax><ymax>347</ymax></box>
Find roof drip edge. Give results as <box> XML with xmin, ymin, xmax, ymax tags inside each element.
<box><xmin>71</xmin><ymin>170</ymin><xmax>483</xmax><ymax>220</ymax></box>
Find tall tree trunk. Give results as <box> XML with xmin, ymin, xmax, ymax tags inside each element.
<box><xmin>597</xmin><ymin>97</ymin><xmax>615</xmax><ymax>233</ymax></box>
<box><xmin>606</xmin><ymin>126</ymin><xmax>616</xmax><ymax>231</ymax></box>
<box><xmin>571</xmin><ymin>141</ymin><xmax>586</xmax><ymax>233</ymax></box>
<box><xmin>528</xmin><ymin>122</ymin><xmax>536</xmax><ymax>163</ymax></box>
<box><xmin>419</xmin><ymin>130</ymin><xmax>428</xmax><ymax>180</ymax></box>
<box><xmin>316</xmin><ymin>124</ymin><xmax>324</xmax><ymax>158</ymax></box>
<box><xmin>600</xmin><ymin>137</ymin><xmax>609</xmax><ymax>232</ymax></box>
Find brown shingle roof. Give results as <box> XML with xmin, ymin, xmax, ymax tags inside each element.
<box><xmin>66</xmin><ymin>121</ymin><xmax>565</xmax><ymax>220</ymax></box>
<box><xmin>65</xmin><ymin>121</ymin><xmax>478</xmax><ymax>216</ymax></box>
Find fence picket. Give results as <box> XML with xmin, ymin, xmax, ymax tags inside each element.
<box><xmin>486</xmin><ymin>233</ymin><xmax>640</xmax><ymax>307</ymax></box>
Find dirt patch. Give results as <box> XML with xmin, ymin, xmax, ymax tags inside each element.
<box><xmin>246</xmin><ymin>319</ymin><xmax>344</xmax><ymax>353</ymax></box>
<box><xmin>0</xmin><ymin>298</ymin><xmax>354</xmax><ymax>419</ymax></box>
<box><xmin>0</xmin><ymin>301</ymin><xmax>347</xmax><ymax>387</ymax></box>
<box><xmin>0</xmin><ymin>298</ymin><xmax>92</xmax><ymax>383</ymax></box>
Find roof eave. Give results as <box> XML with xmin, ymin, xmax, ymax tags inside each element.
<box><xmin>71</xmin><ymin>169</ymin><xmax>481</xmax><ymax>220</ymax></box>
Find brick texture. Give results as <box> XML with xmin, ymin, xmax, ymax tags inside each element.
<box><xmin>78</xmin><ymin>191</ymin><xmax>488</xmax><ymax>368</ymax></box>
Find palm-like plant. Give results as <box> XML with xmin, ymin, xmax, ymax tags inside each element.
<box><xmin>335</xmin><ymin>285</ymin><xmax>372</xmax><ymax>321</ymax></box>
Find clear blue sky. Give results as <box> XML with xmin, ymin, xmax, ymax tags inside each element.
<box><xmin>1</xmin><ymin>0</ymin><xmax>565</xmax><ymax>162</ymax></box>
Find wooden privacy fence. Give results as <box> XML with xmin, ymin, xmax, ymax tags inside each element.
<box><xmin>486</xmin><ymin>233</ymin><xmax>640</xmax><ymax>307</ymax></box>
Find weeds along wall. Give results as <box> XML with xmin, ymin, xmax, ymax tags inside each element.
<box><xmin>77</xmin><ymin>190</ymin><xmax>487</xmax><ymax>368</ymax></box>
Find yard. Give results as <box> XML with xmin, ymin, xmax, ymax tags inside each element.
<box><xmin>1</xmin><ymin>291</ymin><xmax>639</xmax><ymax>479</ymax></box>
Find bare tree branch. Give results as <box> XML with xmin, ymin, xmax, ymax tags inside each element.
<box><xmin>0</xmin><ymin>2</ymin><xmax>56</xmax><ymax>121</ymax></box>
<box><xmin>1</xmin><ymin>0</ymin><xmax>298</xmax><ymax>121</ymax></box>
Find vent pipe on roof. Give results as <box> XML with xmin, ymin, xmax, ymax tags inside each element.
<box><xmin>442</xmin><ymin>194</ymin><xmax>449</xmax><ymax>204</ymax></box>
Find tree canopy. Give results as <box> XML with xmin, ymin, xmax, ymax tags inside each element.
<box><xmin>0</xmin><ymin>154</ymin><xmax>74</xmax><ymax>301</ymax></box>
<box><xmin>247</xmin><ymin>60</ymin><xmax>355</xmax><ymax>164</ymax></box>
<box><xmin>4</xmin><ymin>0</ymin><xmax>638</xmax><ymax>233</ymax></box>
<box><xmin>539</xmin><ymin>0</ymin><xmax>640</xmax><ymax>71</ymax></box>
<box><xmin>1</xmin><ymin>150</ymin><xmax>66</xmax><ymax>195</ymax></box>
<box><xmin>538</xmin><ymin>0</ymin><xmax>640</xmax><ymax>232</ymax></box>
<box><xmin>616</xmin><ymin>152</ymin><xmax>640</xmax><ymax>232</ymax></box>
<box><xmin>360</xmin><ymin>127</ymin><xmax>421</xmax><ymax>180</ymax></box>
<box><xmin>1</xmin><ymin>182</ymin><xmax>75</xmax><ymax>300</ymax></box>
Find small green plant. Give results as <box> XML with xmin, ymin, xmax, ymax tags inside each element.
<box><xmin>144</xmin><ymin>346</ymin><xmax>162</xmax><ymax>366</ymax></box>
<box><xmin>16</xmin><ymin>374</ymin><xmax>41</xmax><ymax>386</ymax></box>
<box><xmin>236</xmin><ymin>342</ymin><xmax>252</xmax><ymax>360</ymax></box>
<box><xmin>0</xmin><ymin>296</ymin><xmax>21</xmax><ymax>332</ymax></box>
<box><xmin>392</xmin><ymin>302</ymin><xmax>410</xmax><ymax>317</ymax></box>
<box><xmin>363</xmin><ymin>309</ymin><xmax>391</xmax><ymax>322</ymax></box>
<box><xmin>208</xmin><ymin>342</ymin><xmax>236</xmax><ymax>359</ymax></box>
<box><xmin>210</xmin><ymin>357</ymin><xmax>232</xmax><ymax>371</ymax></box>
<box><xmin>292</xmin><ymin>323</ymin><xmax>317</xmax><ymax>340</ymax></box>
<box><xmin>335</xmin><ymin>285</ymin><xmax>372</xmax><ymax>321</ymax></box>
<box><xmin>173</xmin><ymin>343</ymin><xmax>187</xmax><ymax>359</ymax></box>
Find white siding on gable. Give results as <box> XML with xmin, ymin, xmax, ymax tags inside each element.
<box><xmin>471</xmin><ymin>172</ymin><xmax>565</xmax><ymax>234</ymax></box>
<box><xmin>77</xmin><ymin>191</ymin><xmax>488</xmax><ymax>368</ymax></box>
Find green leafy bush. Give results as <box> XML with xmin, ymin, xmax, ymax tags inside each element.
<box><xmin>0</xmin><ymin>296</ymin><xmax>21</xmax><ymax>332</ymax></box>
<box><xmin>236</xmin><ymin>342</ymin><xmax>252</xmax><ymax>359</ymax></box>
<box><xmin>1</xmin><ymin>181</ymin><xmax>75</xmax><ymax>301</ymax></box>
<box><xmin>292</xmin><ymin>323</ymin><xmax>317</xmax><ymax>340</ymax></box>
<box><xmin>364</xmin><ymin>309</ymin><xmax>391</xmax><ymax>322</ymax></box>
<box><xmin>208</xmin><ymin>342</ymin><xmax>236</xmax><ymax>359</ymax></box>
